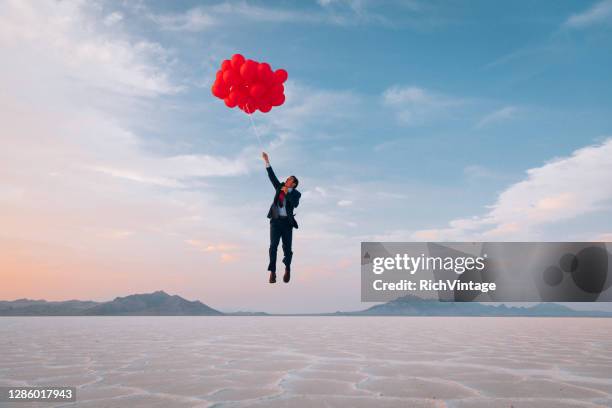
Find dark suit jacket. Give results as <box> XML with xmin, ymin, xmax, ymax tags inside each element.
<box><xmin>266</xmin><ymin>166</ymin><xmax>301</xmax><ymax>229</ymax></box>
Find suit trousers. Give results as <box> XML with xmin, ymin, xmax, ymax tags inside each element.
<box><xmin>268</xmin><ymin>217</ymin><xmax>293</xmax><ymax>272</ymax></box>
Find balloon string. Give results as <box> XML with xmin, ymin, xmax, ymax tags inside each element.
<box><xmin>247</xmin><ymin>110</ymin><xmax>263</xmax><ymax>149</ymax></box>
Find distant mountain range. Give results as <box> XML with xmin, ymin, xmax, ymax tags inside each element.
<box><xmin>1</xmin><ymin>291</ymin><xmax>610</xmax><ymax>317</ymax></box>
<box><xmin>0</xmin><ymin>291</ymin><xmax>222</xmax><ymax>316</ymax></box>
<box><xmin>336</xmin><ymin>294</ymin><xmax>612</xmax><ymax>317</ymax></box>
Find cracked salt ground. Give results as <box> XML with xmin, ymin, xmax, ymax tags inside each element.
<box><xmin>1</xmin><ymin>316</ymin><xmax>611</xmax><ymax>407</ymax></box>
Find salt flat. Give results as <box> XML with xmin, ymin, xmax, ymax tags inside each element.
<box><xmin>1</xmin><ymin>317</ymin><xmax>611</xmax><ymax>407</ymax></box>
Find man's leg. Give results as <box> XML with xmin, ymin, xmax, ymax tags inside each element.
<box><xmin>281</xmin><ymin>220</ymin><xmax>293</xmax><ymax>282</ymax></box>
<box><xmin>268</xmin><ymin>220</ymin><xmax>281</xmax><ymax>281</ymax></box>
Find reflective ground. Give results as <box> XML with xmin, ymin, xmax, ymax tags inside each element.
<box><xmin>1</xmin><ymin>316</ymin><xmax>611</xmax><ymax>407</ymax></box>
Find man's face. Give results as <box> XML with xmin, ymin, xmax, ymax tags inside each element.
<box><xmin>285</xmin><ymin>176</ymin><xmax>296</xmax><ymax>188</ymax></box>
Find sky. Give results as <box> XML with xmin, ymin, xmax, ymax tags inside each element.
<box><xmin>1</xmin><ymin>0</ymin><xmax>611</xmax><ymax>313</ymax></box>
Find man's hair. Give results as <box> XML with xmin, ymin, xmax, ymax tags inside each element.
<box><xmin>290</xmin><ymin>175</ymin><xmax>299</xmax><ymax>188</ymax></box>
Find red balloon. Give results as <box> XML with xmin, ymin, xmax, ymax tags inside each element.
<box><xmin>249</xmin><ymin>83</ymin><xmax>266</xmax><ymax>99</ymax></box>
<box><xmin>235</xmin><ymin>88</ymin><xmax>248</xmax><ymax>105</ymax></box>
<box><xmin>221</xmin><ymin>60</ymin><xmax>232</xmax><ymax>71</ymax></box>
<box><xmin>240</xmin><ymin>60</ymin><xmax>258</xmax><ymax>82</ymax></box>
<box><xmin>269</xmin><ymin>84</ymin><xmax>284</xmax><ymax>96</ymax></box>
<box><xmin>211</xmin><ymin>83</ymin><xmax>228</xmax><ymax>99</ymax></box>
<box><xmin>258</xmin><ymin>102</ymin><xmax>272</xmax><ymax>113</ymax></box>
<box><xmin>270</xmin><ymin>93</ymin><xmax>285</xmax><ymax>107</ymax></box>
<box><xmin>224</xmin><ymin>97</ymin><xmax>237</xmax><ymax>108</ymax></box>
<box><xmin>231</xmin><ymin>54</ymin><xmax>245</xmax><ymax>70</ymax></box>
<box><xmin>222</xmin><ymin>69</ymin><xmax>241</xmax><ymax>86</ymax></box>
<box><xmin>273</xmin><ymin>69</ymin><xmax>288</xmax><ymax>83</ymax></box>
<box><xmin>215</xmin><ymin>78</ymin><xmax>226</xmax><ymax>91</ymax></box>
<box><xmin>244</xmin><ymin>99</ymin><xmax>257</xmax><ymax>114</ymax></box>
<box><xmin>227</xmin><ymin>91</ymin><xmax>238</xmax><ymax>106</ymax></box>
<box><xmin>257</xmin><ymin>63</ymin><xmax>273</xmax><ymax>83</ymax></box>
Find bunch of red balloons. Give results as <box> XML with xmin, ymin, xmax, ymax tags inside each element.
<box><xmin>211</xmin><ymin>54</ymin><xmax>287</xmax><ymax>114</ymax></box>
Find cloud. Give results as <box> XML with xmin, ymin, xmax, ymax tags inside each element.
<box><xmin>246</xmin><ymin>81</ymin><xmax>362</xmax><ymax>157</ymax></box>
<box><xmin>463</xmin><ymin>165</ymin><xmax>499</xmax><ymax>181</ymax></box>
<box><xmin>270</xmin><ymin>82</ymin><xmax>361</xmax><ymax>130</ymax></box>
<box><xmin>148</xmin><ymin>0</ymin><xmax>434</xmax><ymax>31</ymax></box>
<box><xmin>412</xmin><ymin>138</ymin><xmax>612</xmax><ymax>240</ymax></box>
<box><xmin>184</xmin><ymin>240</ymin><xmax>239</xmax><ymax>262</ymax></box>
<box><xmin>0</xmin><ymin>0</ymin><xmax>179</xmax><ymax>97</ymax></box>
<box><xmin>564</xmin><ymin>0</ymin><xmax>612</xmax><ymax>29</ymax></box>
<box><xmin>382</xmin><ymin>85</ymin><xmax>464</xmax><ymax>125</ymax></box>
<box><xmin>152</xmin><ymin>7</ymin><xmax>216</xmax><ymax>31</ymax></box>
<box><xmin>87</xmin><ymin>166</ymin><xmax>186</xmax><ymax>188</ymax></box>
<box><xmin>150</xmin><ymin>2</ymin><xmax>326</xmax><ymax>31</ymax></box>
<box><xmin>98</xmin><ymin>229</ymin><xmax>134</xmax><ymax>240</ymax></box>
<box><xmin>315</xmin><ymin>0</ymin><xmax>392</xmax><ymax>26</ymax></box>
<box><xmin>87</xmin><ymin>154</ymin><xmax>248</xmax><ymax>188</ymax></box>
<box><xmin>475</xmin><ymin>106</ymin><xmax>518</xmax><ymax>129</ymax></box>
<box><xmin>104</xmin><ymin>11</ymin><xmax>124</xmax><ymax>26</ymax></box>
<box><xmin>185</xmin><ymin>240</ymin><xmax>238</xmax><ymax>252</ymax></box>
<box><xmin>337</xmin><ymin>199</ymin><xmax>353</xmax><ymax>207</ymax></box>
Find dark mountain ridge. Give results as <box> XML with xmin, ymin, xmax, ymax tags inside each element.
<box><xmin>0</xmin><ymin>291</ymin><xmax>221</xmax><ymax>316</ymax></box>
<box><xmin>340</xmin><ymin>295</ymin><xmax>612</xmax><ymax>317</ymax></box>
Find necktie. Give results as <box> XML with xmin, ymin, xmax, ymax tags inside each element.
<box><xmin>278</xmin><ymin>190</ymin><xmax>285</xmax><ymax>208</ymax></box>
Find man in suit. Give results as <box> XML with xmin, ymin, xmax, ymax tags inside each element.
<box><xmin>262</xmin><ymin>152</ymin><xmax>301</xmax><ymax>284</ymax></box>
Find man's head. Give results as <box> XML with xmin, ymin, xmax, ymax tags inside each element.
<box><xmin>285</xmin><ymin>175</ymin><xmax>299</xmax><ymax>189</ymax></box>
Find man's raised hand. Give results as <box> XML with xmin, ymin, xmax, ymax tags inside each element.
<box><xmin>262</xmin><ymin>152</ymin><xmax>270</xmax><ymax>165</ymax></box>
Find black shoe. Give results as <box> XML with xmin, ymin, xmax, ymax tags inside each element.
<box><xmin>269</xmin><ymin>271</ymin><xmax>276</xmax><ymax>283</ymax></box>
<box><xmin>283</xmin><ymin>267</ymin><xmax>290</xmax><ymax>283</ymax></box>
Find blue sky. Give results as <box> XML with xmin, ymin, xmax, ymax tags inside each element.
<box><xmin>1</xmin><ymin>0</ymin><xmax>611</xmax><ymax>313</ymax></box>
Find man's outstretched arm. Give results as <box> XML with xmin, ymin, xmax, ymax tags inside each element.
<box><xmin>262</xmin><ymin>152</ymin><xmax>281</xmax><ymax>189</ymax></box>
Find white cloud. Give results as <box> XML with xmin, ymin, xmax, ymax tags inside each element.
<box><xmin>147</xmin><ymin>0</ymin><xmax>429</xmax><ymax>31</ymax></box>
<box><xmin>463</xmin><ymin>165</ymin><xmax>499</xmax><ymax>181</ymax></box>
<box><xmin>184</xmin><ymin>240</ymin><xmax>240</xmax><ymax>263</ymax></box>
<box><xmin>412</xmin><ymin>138</ymin><xmax>612</xmax><ymax>240</ymax></box>
<box><xmin>337</xmin><ymin>200</ymin><xmax>353</xmax><ymax>207</ymax></box>
<box><xmin>0</xmin><ymin>0</ymin><xmax>179</xmax><ymax>97</ymax></box>
<box><xmin>247</xmin><ymin>81</ymin><xmax>362</xmax><ymax>158</ymax></box>
<box><xmin>271</xmin><ymin>82</ymin><xmax>360</xmax><ymax>130</ymax></box>
<box><xmin>87</xmin><ymin>153</ymin><xmax>248</xmax><ymax>187</ymax></box>
<box><xmin>475</xmin><ymin>106</ymin><xmax>518</xmax><ymax>129</ymax></box>
<box><xmin>150</xmin><ymin>2</ymin><xmax>323</xmax><ymax>31</ymax></box>
<box><xmin>382</xmin><ymin>85</ymin><xmax>464</xmax><ymax>125</ymax></box>
<box><xmin>97</xmin><ymin>229</ymin><xmax>134</xmax><ymax>240</ymax></box>
<box><xmin>104</xmin><ymin>11</ymin><xmax>123</xmax><ymax>26</ymax></box>
<box><xmin>565</xmin><ymin>0</ymin><xmax>612</xmax><ymax>29</ymax></box>
<box><xmin>150</xmin><ymin>7</ymin><xmax>217</xmax><ymax>31</ymax></box>
<box><xmin>315</xmin><ymin>0</ymin><xmax>392</xmax><ymax>25</ymax></box>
